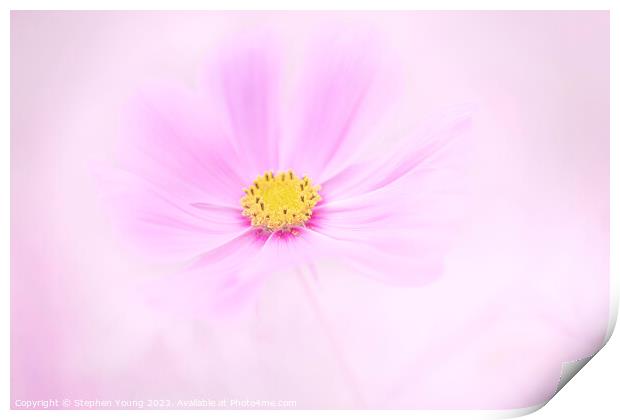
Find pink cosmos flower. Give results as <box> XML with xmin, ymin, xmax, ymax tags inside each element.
<box><xmin>100</xmin><ymin>34</ymin><xmax>473</xmax><ymax>318</ymax></box>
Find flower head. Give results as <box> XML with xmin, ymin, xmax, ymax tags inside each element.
<box><xmin>99</xmin><ymin>33</ymin><xmax>473</xmax><ymax>317</ymax></box>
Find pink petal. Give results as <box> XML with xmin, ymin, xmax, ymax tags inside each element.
<box><xmin>143</xmin><ymin>229</ymin><xmax>322</xmax><ymax>318</ymax></box>
<box><xmin>119</xmin><ymin>82</ymin><xmax>248</xmax><ymax>206</ymax></box>
<box><xmin>96</xmin><ymin>82</ymin><xmax>259</xmax><ymax>261</ymax></box>
<box><xmin>201</xmin><ymin>36</ymin><xmax>281</xmax><ymax>176</ymax></box>
<box><xmin>305</xmin><ymin>105</ymin><xmax>474</xmax><ymax>286</ymax></box>
<box><xmin>320</xmin><ymin>104</ymin><xmax>474</xmax><ymax>201</ymax></box>
<box><xmin>95</xmin><ymin>166</ymin><xmax>248</xmax><ymax>263</ymax></box>
<box><xmin>279</xmin><ymin>33</ymin><xmax>401</xmax><ymax>180</ymax></box>
<box><xmin>142</xmin><ymin>229</ymin><xmax>267</xmax><ymax>318</ymax></box>
<box><xmin>300</xmin><ymin>227</ymin><xmax>444</xmax><ymax>287</ymax></box>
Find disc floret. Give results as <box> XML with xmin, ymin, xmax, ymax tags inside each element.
<box><xmin>241</xmin><ymin>170</ymin><xmax>321</xmax><ymax>231</ymax></box>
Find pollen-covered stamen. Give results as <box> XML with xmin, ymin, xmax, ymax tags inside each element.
<box><xmin>241</xmin><ymin>170</ymin><xmax>321</xmax><ymax>231</ymax></box>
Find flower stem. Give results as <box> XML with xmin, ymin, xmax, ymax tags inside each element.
<box><xmin>297</xmin><ymin>267</ymin><xmax>367</xmax><ymax>408</ymax></box>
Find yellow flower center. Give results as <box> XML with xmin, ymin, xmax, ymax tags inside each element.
<box><xmin>241</xmin><ymin>170</ymin><xmax>321</xmax><ymax>231</ymax></box>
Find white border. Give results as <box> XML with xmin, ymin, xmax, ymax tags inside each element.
<box><xmin>4</xmin><ymin>2</ymin><xmax>617</xmax><ymax>419</ymax></box>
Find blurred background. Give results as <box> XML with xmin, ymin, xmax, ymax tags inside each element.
<box><xmin>11</xmin><ymin>11</ymin><xmax>609</xmax><ymax>409</ymax></box>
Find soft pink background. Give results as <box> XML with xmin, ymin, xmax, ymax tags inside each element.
<box><xmin>11</xmin><ymin>11</ymin><xmax>609</xmax><ymax>409</ymax></box>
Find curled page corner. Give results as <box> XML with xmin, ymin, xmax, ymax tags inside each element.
<box><xmin>556</xmin><ymin>354</ymin><xmax>595</xmax><ymax>394</ymax></box>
